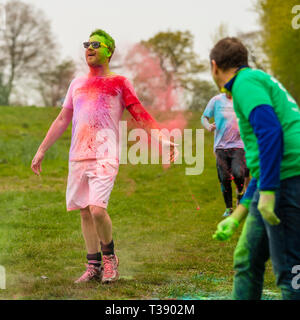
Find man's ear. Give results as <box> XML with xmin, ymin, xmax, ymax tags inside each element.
<box><xmin>211</xmin><ymin>59</ymin><xmax>218</xmax><ymax>75</ymax></box>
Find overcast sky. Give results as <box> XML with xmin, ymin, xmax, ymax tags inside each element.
<box><xmin>24</xmin><ymin>0</ymin><xmax>259</xmax><ymax>63</ymax></box>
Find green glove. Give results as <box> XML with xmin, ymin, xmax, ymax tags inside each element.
<box><xmin>213</xmin><ymin>217</ymin><xmax>240</xmax><ymax>241</ymax></box>
<box><xmin>258</xmin><ymin>191</ymin><xmax>280</xmax><ymax>225</ymax></box>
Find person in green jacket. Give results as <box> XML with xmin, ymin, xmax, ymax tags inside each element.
<box><xmin>211</xmin><ymin>37</ymin><xmax>300</xmax><ymax>300</ymax></box>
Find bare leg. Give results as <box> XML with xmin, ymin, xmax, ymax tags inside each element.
<box><xmin>80</xmin><ymin>207</ymin><xmax>99</xmax><ymax>254</ymax></box>
<box><xmin>89</xmin><ymin>205</ymin><xmax>112</xmax><ymax>245</ymax></box>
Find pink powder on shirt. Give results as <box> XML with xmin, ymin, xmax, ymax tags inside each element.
<box><xmin>63</xmin><ymin>75</ymin><xmax>140</xmax><ymax>161</ymax></box>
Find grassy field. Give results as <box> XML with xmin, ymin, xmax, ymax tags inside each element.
<box><xmin>0</xmin><ymin>106</ymin><xmax>280</xmax><ymax>300</ymax></box>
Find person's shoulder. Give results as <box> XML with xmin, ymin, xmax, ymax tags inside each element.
<box><xmin>209</xmin><ymin>93</ymin><xmax>224</xmax><ymax>104</ymax></box>
<box><xmin>216</xmin><ymin>93</ymin><xmax>226</xmax><ymax>100</ymax></box>
<box><xmin>237</xmin><ymin>68</ymin><xmax>269</xmax><ymax>83</ymax></box>
<box><xmin>105</xmin><ymin>73</ymin><xmax>124</xmax><ymax>80</ymax></box>
<box><xmin>111</xmin><ymin>74</ymin><xmax>131</xmax><ymax>83</ymax></box>
<box><xmin>204</xmin><ymin>95</ymin><xmax>220</xmax><ymax>113</ymax></box>
<box><xmin>69</xmin><ymin>75</ymin><xmax>87</xmax><ymax>86</ymax></box>
<box><xmin>106</xmin><ymin>74</ymin><xmax>129</xmax><ymax>85</ymax></box>
<box><xmin>235</xmin><ymin>69</ymin><xmax>273</xmax><ymax>99</ymax></box>
<box><xmin>111</xmin><ymin>73</ymin><xmax>125</xmax><ymax>78</ymax></box>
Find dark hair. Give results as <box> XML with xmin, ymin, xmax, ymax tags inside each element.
<box><xmin>210</xmin><ymin>37</ymin><xmax>249</xmax><ymax>71</ymax></box>
<box><xmin>89</xmin><ymin>29</ymin><xmax>116</xmax><ymax>58</ymax></box>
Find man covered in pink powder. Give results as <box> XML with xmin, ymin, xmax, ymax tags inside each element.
<box><xmin>31</xmin><ymin>29</ymin><xmax>177</xmax><ymax>284</ymax></box>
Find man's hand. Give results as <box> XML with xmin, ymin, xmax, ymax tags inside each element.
<box><xmin>208</xmin><ymin>122</ymin><xmax>216</xmax><ymax>132</ymax></box>
<box><xmin>31</xmin><ymin>150</ymin><xmax>45</xmax><ymax>176</ymax></box>
<box><xmin>258</xmin><ymin>191</ymin><xmax>280</xmax><ymax>225</ymax></box>
<box><xmin>213</xmin><ymin>204</ymin><xmax>248</xmax><ymax>241</ymax></box>
<box><xmin>30</xmin><ymin>107</ymin><xmax>73</xmax><ymax>176</ymax></box>
<box><xmin>201</xmin><ymin>116</ymin><xmax>216</xmax><ymax>132</ymax></box>
<box><xmin>213</xmin><ymin>216</ymin><xmax>240</xmax><ymax>241</ymax></box>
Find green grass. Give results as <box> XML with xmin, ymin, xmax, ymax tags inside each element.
<box><xmin>0</xmin><ymin>106</ymin><xmax>280</xmax><ymax>300</ymax></box>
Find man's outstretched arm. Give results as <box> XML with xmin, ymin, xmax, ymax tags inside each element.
<box><xmin>31</xmin><ymin>107</ymin><xmax>73</xmax><ymax>175</ymax></box>
<box><xmin>127</xmin><ymin>103</ymin><xmax>158</xmax><ymax>130</ymax></box>
<box><xmin>126</xmin><ymin>103</ymin><xmax>178</xmax><ymax>162</ymax></box>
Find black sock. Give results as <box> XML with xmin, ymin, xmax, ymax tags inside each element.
<box><xmin>101</xmin><ymin>240</ymin><xmax>114</xmax><ymax>256</ymax></box>
<box><xmin>86</xmin><ymin>252</ymin><xmax>102</xmax><ymax>267</ymax></box>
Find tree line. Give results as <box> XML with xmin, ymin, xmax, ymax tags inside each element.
<box><xmin>0</xmin><ymin>0</ymin><xmax>298</xmax><ymax>109</ymax></box>
<box><xmin>0</xmin><ymin>0</ymin><xmax>75</xmax><ymax>107</ymax></box>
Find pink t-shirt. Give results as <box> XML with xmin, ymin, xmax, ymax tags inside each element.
<box><xmin>63</xmin><ymin>75</ymin><xmax>140</xmax><ymax>162</ymax></box>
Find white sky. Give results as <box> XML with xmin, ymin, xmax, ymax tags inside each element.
<box><xmin>24</xmin><ymin>0</ymin><xmax>259</xmax><ymax>63</ymax></box>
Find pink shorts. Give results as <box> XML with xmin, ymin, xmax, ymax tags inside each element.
<box><xmin>66</xmin><ymin>159</ymin><xmax>119</xmax><ymax>211</ymax></box>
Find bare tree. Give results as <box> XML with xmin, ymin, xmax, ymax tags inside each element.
<box><xmin>0</xmin><ymin>0</ymin><xmax>57</xmax><ymax>105</ymax></box>
<box><xmin>237</xmin><ymin>31</ymin><xmax>269</xmax><ymax>71</ymax></box>
<box><xmin>125</xmin><ymin>31</ymin><xmax>209</xmax><ymax>111</ymax></box>
<box><xmin>210</xmin><ymin>23</ymin><xmax>270</xmax><ymax>72</ymax></box>
<box><xmin>210</xmin><ymin>22</ymin><xmax>230</xmax><ymax>45</ymax></box>
<box><xmin>37</xmin><ymin>59</ymin><xmax>76</xmax><ymax>107</ymax></box>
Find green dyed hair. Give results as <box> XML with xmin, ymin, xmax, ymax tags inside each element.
<box><xmin>90</xmin><ymin>29</ymin><xmax>116</xmax><ymax>58</ymax></box>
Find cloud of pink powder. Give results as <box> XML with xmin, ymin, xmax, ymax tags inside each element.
<box><xmin>124</xmin><ymin>43</ymin><xmax>187</xmax><ymax>132</ymax></box>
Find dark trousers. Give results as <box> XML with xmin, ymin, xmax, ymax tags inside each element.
<box><xmin>216</xmin><ymin>148</ymin><xmax>247</xmax><ymax>208</ymax></box>
<box><xmin>233</xmin><ymin>175</ymin><xmax>300</xmax><ymax>300</ymax></box>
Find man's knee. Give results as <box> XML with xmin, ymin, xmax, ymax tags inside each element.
<box><xmin>233</xmin><ymin>244</ymin><xmax>249</xmax><ymax>272</ymax></box>
<box><xmin>232</xmin><ymin>166</ymin><xmax>245</xmax><ymax>181</ymax></box>
<box><xmin>89</xmin><ymin>205</ymin><xmax>107</xmax><ymax>221</ymax></box>
<box><xmin>234</xmin><ymin>239</ymin><xmax>267</xmax><ymax>280</ymax></box>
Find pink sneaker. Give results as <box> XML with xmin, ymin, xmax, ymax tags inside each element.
<box><xmin>74</xmin><ymin>264</ymin><xmax>103</xmax><ymax>283</ymax></box>
<box><xmin>102</xmin><ymin>254</ymin><xmax>119</xmax><ymax>283</ymax></box>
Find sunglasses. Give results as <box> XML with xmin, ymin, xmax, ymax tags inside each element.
<box><xmin>83</xmin><ymin>41</ymin><xmax>109</xmax><ymax>49</ymax></box>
